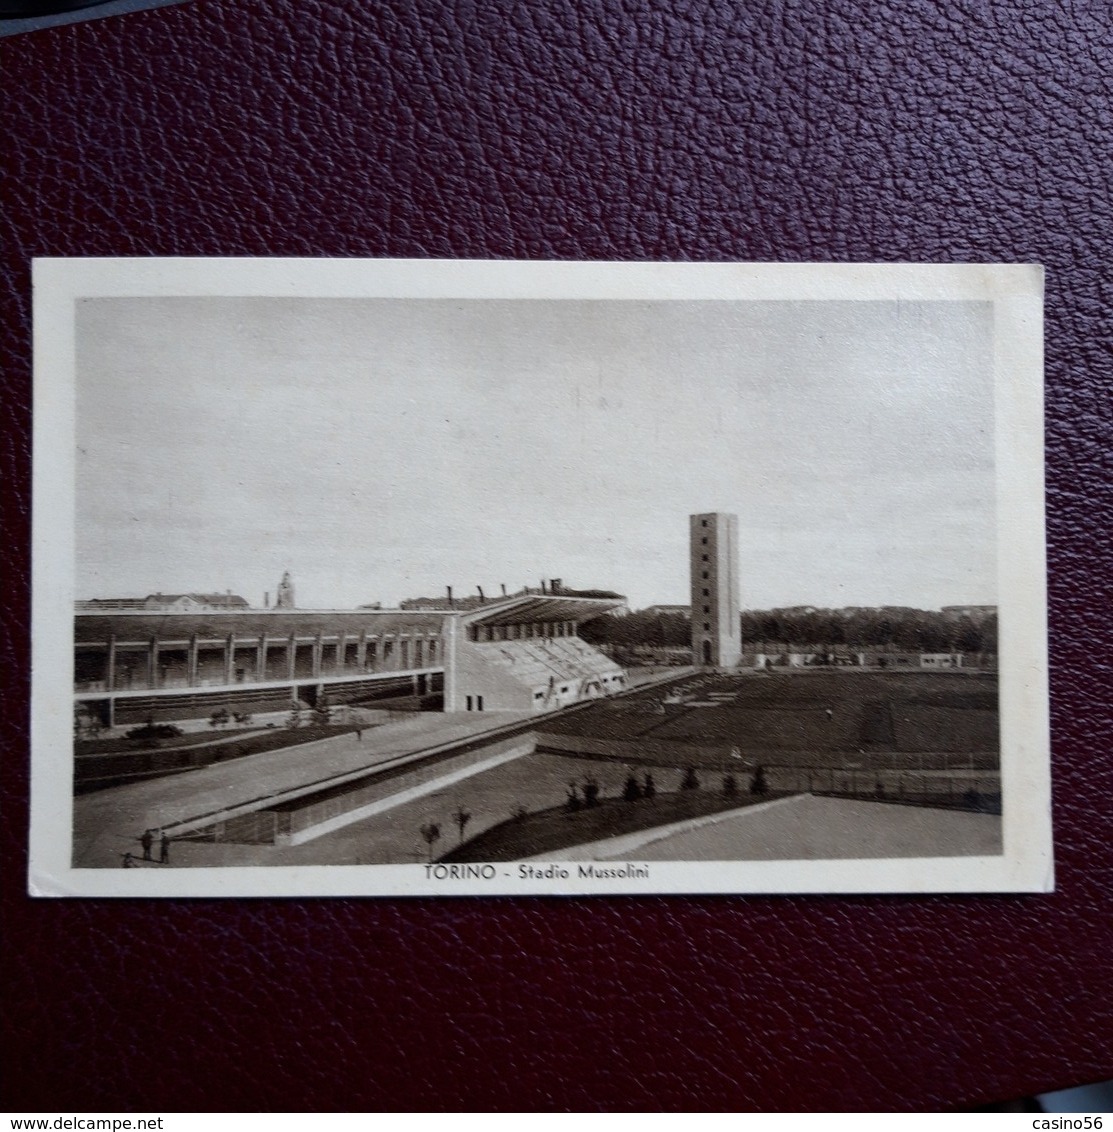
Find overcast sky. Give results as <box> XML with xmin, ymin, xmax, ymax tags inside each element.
<box><xmin>75</xmin><ymin>296</ymin><xmax>995</xmax><ymax>611</ymax></box>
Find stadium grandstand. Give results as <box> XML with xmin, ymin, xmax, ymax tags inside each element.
<box><xmin>73</xmin><ymin>581</ymin><xmax>627</xmax><ymax>730</ymax></box>
<box><xmin>448</xmin><ymin>592</ymin><xmax>627</xmax><ymax>712</ymax></box>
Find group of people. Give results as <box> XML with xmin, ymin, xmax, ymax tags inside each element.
<box><xmin>121</xmin><ymin>828</ymin><xmax>171</xmax><ymax>867</ymax></box>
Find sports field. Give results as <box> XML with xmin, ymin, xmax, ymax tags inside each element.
<box><xmin>537</xmin><ymin>669</ymin><xmax>999</xmax><ymax>773</ymax></box>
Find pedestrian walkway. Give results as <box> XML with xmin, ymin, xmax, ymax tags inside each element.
<box><xmin>73</xmin><ymin>710</ymin><xmax>535</xmax><ymax>867</ymax></box>
<box><xmin>527</xmin><ymin>794</ymin><xmax>1002</xmax><ymax>862</ymax></box>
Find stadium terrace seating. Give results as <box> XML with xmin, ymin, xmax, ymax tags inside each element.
<box><xmin>474</xmin><ymin>637</ymin><xmax>624</xmax><ymax>699</ymax></box>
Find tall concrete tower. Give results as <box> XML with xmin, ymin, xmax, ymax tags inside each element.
<box><xmin>690</xmin><ymin>513</ymin><xmax>741</xmax><ymax>668</ymax></box>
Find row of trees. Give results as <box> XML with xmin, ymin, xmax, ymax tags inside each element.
<box><xmin>208</xmin><ymin>708</ymin><xmax>254</xmax><ymax>729</ymax></box>
<box><xmin>419</xmin><ymin>807</ymin><xmax>472</xmax><ymax>861</ymax></box>
<box><xmin>741</xmin><ymin>608</ymin><xmax>996</xmax><ymax>653</ymax></box>
<box><xmin>79</xmin><ymin>695</ymin><xmax>347</xmax><ymax>742</ymax></box>
<box><xmin>419</xmin><ymin>766</ymin><xmax>772</xmax><ymax>861</ymax></box>
<box><xmin>579</xmin><ymin>608</ymin><xmax>997</xmax><ymax>654</ymax></box>
<box><xmin>582</xmin><ymin>765</ymin><xmax>767</xmax><ymax>808</ymax></box>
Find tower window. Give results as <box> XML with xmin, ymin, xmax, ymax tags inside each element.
<box><xmin>702</xmin><ymin>571</ymin><xmax>709</xmax><ymax>579</ymax></box>
<box><xmin>701</xmin><ymin>520</ymin><xmax>707</xmax><ymax>528</ymax></box>
<box><xmin>703</xmin><ymin>623</ymin><xmax>710</xmax><ymax>631</ymax></box>
<box><xmin>703</xmin><ymin>605</ymin><xmax>710</xmax><ymax>614</ymax></box>
<box><xmin>702</xmin><ymin>589</ymin><xmax>710</xmax><ymax>597</ymax></box>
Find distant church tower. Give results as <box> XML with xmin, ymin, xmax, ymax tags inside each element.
<box><xmin>276</xmin><ymin>570</ymin><xmax>295</xmax><ymax>609</ymax></box>
<box><xmin>690</xmin><ymin>513</ymin><xmax>741</xmax><ymax>668</ymax></box>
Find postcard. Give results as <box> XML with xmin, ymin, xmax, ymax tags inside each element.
<box><xmin>30</xmin><ymin>259</ymin><xmax>1050</xmax><ymax>896</ymax></box>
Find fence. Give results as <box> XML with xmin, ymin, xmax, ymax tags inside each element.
<box><xmin>537</xmin><ymin>730</ymin><xmax>720</xmax><ymax>766</ymax></box>
<box><xmin>536</xmin><ymin>734</ymin><xmax>1000</xmax><ymax>814</ymax></box>
<box><xmin>182</xmin><ymin>810</ymin><xmax>291</xmax><ymax>844</ymax></box>
<box><xmin>766</xmin><ymin>765</ymin><xmax>1001</xmax><ymax>813</ymax></box>
<box><xmin>535</xmin><ymin>731</ymin><xmax>997</xmax><ymax>774</ymax></box>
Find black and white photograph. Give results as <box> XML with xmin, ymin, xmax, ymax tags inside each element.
<box><xmin>30</xmin><ymin>259</ymin><xmax>1050</xmax><ymax>896</ymax></box>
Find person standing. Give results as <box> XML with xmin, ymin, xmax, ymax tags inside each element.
<box><xmin>140</xmin><ymin>829</ymin><xmax>153</xmax><ymax>861</ymax></box>
<box><xmin>159</xmin><ymin>832</ymin><xmax>170</xmax><ymax>865</ymax></box>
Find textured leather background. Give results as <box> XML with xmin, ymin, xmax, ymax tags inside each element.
<box><xmin>3</xmin><ymin>0</ymin><xmax>1112</xmax><ymax>1112</ymax></box>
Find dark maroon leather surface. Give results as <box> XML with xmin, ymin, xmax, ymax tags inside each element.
<box><xmin>3</xmin><ymin>0</ymin><xmax>1112</xmax><ymax>1112</ymax></box>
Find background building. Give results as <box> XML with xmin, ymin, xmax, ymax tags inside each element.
<box><xmin>77</xmin><ymin>592</ymin><xmax>250</xmax><ymax>613</ymax></box>
<box><xmin>941</xmin><ymin>605</ymin><xmax>998</xmax><ymax>622</ymax></box>
<box><xmin>275</xmin><ymin>571</ymin><xmax>296</xmax><ymax>609</ymax></box>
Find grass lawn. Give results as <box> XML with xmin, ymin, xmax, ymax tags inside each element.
<box><xmin>440</xmin><ymin>788</ymin><xmax>779</xmax><ymax>863</ymax></box>
<box><xmin>75</xmin><ymin>730</ymin><xmax>270</xmax><ymax>755</ymax></box>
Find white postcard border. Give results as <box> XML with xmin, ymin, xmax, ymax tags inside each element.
<box><xmin>29</xmin><ymin>259</ymin><xmax>1051</xmax><ymax>897</ymax></box>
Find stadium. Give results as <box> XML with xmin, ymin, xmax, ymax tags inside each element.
<box><xmin>71</xmin><ymin>513</ymin><xmax>1001</xmax><ymax>868</ymax></box>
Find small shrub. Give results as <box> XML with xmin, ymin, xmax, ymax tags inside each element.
<box><xmin>581</xmin><ymin>776</ymin><xmax>601</xmax><ymax>808</ymax></box>
<box><xmin>564</xmin><ymin>781</ymin><xmax>582</xmax><ymax>812</ymax></box>
<box><xmin>312</xmin><ymin>695</ymin><xmax>332</xmax><ymax>728</ymax></box>
<box><xmin>750</xmin><ymin>765</ymin><xmax>768</xmax><ymax>795</ymax></box>
<box><xmin>642</xmin><ymin>772</ymin><xmax>656</xmax><ymax>799</ymax></box>
<box><xmin>681</xmin><ymin>766</ymin><xmax>700</xmax><ymax>791</ymax></box>
<box><xmin>453</xmin><ymin>806</ymin><xmax>472</xmax><ymax>842</ymax></box>
<box><xmin>622</xmin><ymin>773</ymin><xmax>643</xmax><ymax>802</ymax></box>
<box><xmin>722</xmin><ymin>773</ymin><xmax>738</xmax><ymax>796</ymax></box>
<box><xmin>75</xmin><ymin>710</ymin><xmax>104</xmax><ymax>739</ymax></box>
<box><xmin>419</xmin><ymin>821</ymin><xmax>441</xmax><ymax>861</ymax></box>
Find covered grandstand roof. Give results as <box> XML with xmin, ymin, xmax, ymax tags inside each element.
<box><xmin>458</xmin><ymin>593</ymin><xmax>625</xmax><ymax>627</ymax></box>
<box><xmin>74</xmin><ymin>593</ymin><xmax>622</xmax><ymax>643</ymax></box>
